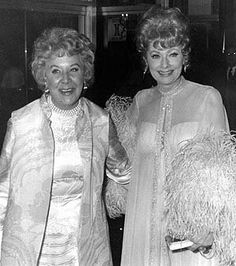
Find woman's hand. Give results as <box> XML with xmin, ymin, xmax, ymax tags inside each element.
<box><xmin>165</xmin><ymin>236</ymin><xmax>193</xmax><ymax>250</ymax></box>
<box><xmin>188</xmin><ymin>232</ymin><xmax>214</xmax><ymax>253</ymax></box>
<box><xmin>165</xmin><ymin>233</ymin><xmax>214</xmax><ymax>254</ymax></box>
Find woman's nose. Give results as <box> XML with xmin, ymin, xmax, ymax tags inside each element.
<box><xmin>62</xmin><ymin>72</ymin><xmax>70</xmax><ymax>83</ymax></box>
<box><xmin>161</xmin><ymin>56</ymin><xmax>169</xmax><ymax>68</ymax></box>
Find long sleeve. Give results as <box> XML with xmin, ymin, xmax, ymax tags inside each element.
<box><xmin>0</xmin><ymin>119</ymin><xmax>14</xmax><ymax>251</ymax></box>
<box><xmin>199</xmin><ymin>88</ymin><xmax>229</xmax><ymax>132</ymax></box>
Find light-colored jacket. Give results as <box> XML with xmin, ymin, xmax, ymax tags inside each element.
<box><xmin>0</xmin><ymin>94</ymin><xmax>130</xmax><ymax>266</ymax></box>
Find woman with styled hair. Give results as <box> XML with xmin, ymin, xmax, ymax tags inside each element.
<box><xmin>0</xmin><ymin>27</ymin><xmax>131</xmax><ymax>265</ymax></box>
<box><xmin>106</xmin><ymin>5</ymin><xmax>233</xmax><ymax>266</ymax></box>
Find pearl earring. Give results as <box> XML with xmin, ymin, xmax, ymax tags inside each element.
<box><xmin>184</xmin><ymin>65</ymin><xmax>187</xmax><ymax>73</ymax></box>
<box><xmin>44</xmin><ymin>80</ymin><xmax>49</xmax><ymax>93</ymax></box>
<box><xmin>83</xmin><ymin>82</ymin><xmax>88</xmax><ymax>90</ymax></box>
<box><xmin>143</xmin><ymin>59</ymin><xmax>148</xmax><ymax>76</ymax></box>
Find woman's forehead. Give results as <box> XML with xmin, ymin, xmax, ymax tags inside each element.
<box><xmin>148</xmin><ymin>41</ymin><xmax>182</xmax><ymax>51</ymax></box>
<box><xmin>46</xmin><ymin>54</ymin><xmax>82</xmax><ymax>66</ymax></box>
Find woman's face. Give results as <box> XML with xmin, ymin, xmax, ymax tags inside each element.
<box><xmin>146</xmin><ymin>42</ymin><xmax>184</xmax><ymax>89</ymax></box>
<box><xmin>45</xmin><ymin>54</ymin><xmax>84</xmax><ymax>110</ymax></box>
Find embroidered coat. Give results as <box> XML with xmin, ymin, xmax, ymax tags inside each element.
<box><xmin>0</xmin><ymin>94</ymin><xmax>130</xmax><ymax>266</ymax></box>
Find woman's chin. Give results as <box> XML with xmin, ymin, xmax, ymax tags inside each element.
<box><xmin>54</xmin><ymin>99</ymin><xmax>79</xmax><ymax>110</ymax></box>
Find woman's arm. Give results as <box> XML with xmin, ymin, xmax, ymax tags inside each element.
<box><xmin>106</xmin><ymin>118</ymin><xmax>131</xmax><ymax>185</ymax></box>
<box><xmin>199</xmin><ymin>88</ymin><xmax>229</xmax><ymax>132</ymax></box>
<box><xmin>104</xmin><ymin>118</ymin><xmax>132</xmax><ymax>218</ymax></box>
<box><xmin>105</xmin><ymin>94</ymin><xmax>138</xmax><ymax>161</ymax></box>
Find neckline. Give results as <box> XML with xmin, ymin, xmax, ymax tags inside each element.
<box><xmin>48</xmin><ymin>96</ymin><xmax>82</xmax><ymax>116</ymax></box>
<box><xmin>157</xmin><ymin>76</ymin><xmax>184</xmax><ymax>96</ymax></box>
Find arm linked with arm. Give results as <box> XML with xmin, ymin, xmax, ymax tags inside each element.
<box><xmin>105</xmin><ymin>94</ymin><xmax>137</xmax><ymax>161</ymax></box>
<box><xmin>104</xmin><ymin>119</ymin><xmax>132</xmax><ymax>218</ymax></box>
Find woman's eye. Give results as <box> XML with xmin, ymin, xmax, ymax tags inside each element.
<box><xmin>51</xmin><ymin>69</ymin><xmax>60</xmax><ymax>74</ymax></box>
<box><xmin>169</xmin><ymin>52</ymin><xmax>179</xmax><ymax>57</ymax></box>
<box><xmin>71</xmin><ymin>67</ymin><xmax>79</xmax><ymax>72</ymax></box>
<box><xmin>151</xmin><ymin>54</ymin><xmax>160</xmax><ymax>59</ymax></box>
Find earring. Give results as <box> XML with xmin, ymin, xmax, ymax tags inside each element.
<box><xmin>183</xmin><ymin>65</ymin><xmax>187</xmax><ymax>73</ymax></box>
<box><xmin>143</xmin><ymin>65</ymin><xmax>148</xmax><ymax>75</ymax></box>
<box><xmin>142</xmin><ymin>56</ymin><xmax>148</xmax><ymax>76</ymax></box>
<box><xmin>143</xmin><ymin>59</ymin><xmax>148</xmax><ymax>76</ymax></box>
<box><xmin>83</xmin><ymin>82</ymin><xmax>88</xmax><ymax>90</ymax></box>
<box><xmin>44</xmin><ymin>80</ymin><xmax>49</xmax><ymax>94</ymax></box>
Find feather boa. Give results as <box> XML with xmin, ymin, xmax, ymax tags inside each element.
<box><xmin>165</xmin><ymin>131</ymin><xmax>236</xmax><ymax>265</ymax></box>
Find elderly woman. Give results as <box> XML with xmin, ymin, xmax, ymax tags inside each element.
<box><xmin>107</xmin><ymin>6</ymin><xmax>232</xmax><ymax>266</ymax></box>
<box><xmin>0</xmin><ymin>27</ymin><xmax>131</xmax><ymax>265</ymax></box>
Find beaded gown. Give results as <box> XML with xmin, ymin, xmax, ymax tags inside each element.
<box><xmin>120</xmin><ymin>77</ymin><xmax>229</xmax><ymax>266</ymax></box>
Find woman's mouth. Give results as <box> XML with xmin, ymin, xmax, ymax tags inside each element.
<box><xmin>60</xmin><ymin>88</ymin><xmax>74</xmax><ymax>95</ymax></box>
<box><xmin>158</xmin><ymin>70</ymin><xmax>173</xmax><ymax>76</ymax></box>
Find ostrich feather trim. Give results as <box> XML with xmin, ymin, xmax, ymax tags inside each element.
<box><xmin>104</xmin><ymin>178</ymin><xmax>128</xmax><ymax>218</ymax></box>
<box><xmin>105</xmin><ymin>94</ymin><xmax>135</xmax><ymax>160</ymax></box>
<box><xmin>165</xmin><ymin>131</ymin><xmax>236</xmax><ymax>265</ymax></box>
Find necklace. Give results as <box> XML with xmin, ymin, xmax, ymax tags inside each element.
<box><xmin>48</xmin><ymin>96</ymin><xmax>82</xmax><ymax>116</ymax></box>
<box><xmin>157</xmin><ymin>76</ymin><xmax>184</xmax><ymax>96</ymax></box>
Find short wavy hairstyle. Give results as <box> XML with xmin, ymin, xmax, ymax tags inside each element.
<box><xmin>136</xmin><ymin>6</ymin><xmax>191</xmax><ymax>67</ymax></box>
<box><xmin>31</xmin><ymin>27</ymin><xmax>95</xmax><ymax>91</ymax></box>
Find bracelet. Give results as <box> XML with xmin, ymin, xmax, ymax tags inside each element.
<box><xmin>200</xmin><ymin>242</ymin><xmax>215</xmax><ymax>260</ymax></box>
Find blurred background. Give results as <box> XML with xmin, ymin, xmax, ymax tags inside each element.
<box><xmin>0</xmin><ymin>0</ymin><xmax>236</xmax><ymax>265</ymax></box>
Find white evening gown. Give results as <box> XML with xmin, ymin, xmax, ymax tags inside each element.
<box><xmin>121</xmin><ymin>77</ymin><xmax>229</xmax><ymax>266</ymax></box>
<box><xmin>39</xmin><ymin>101</ymin><xmax>83</xmax><ymax>265</ymax></box>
